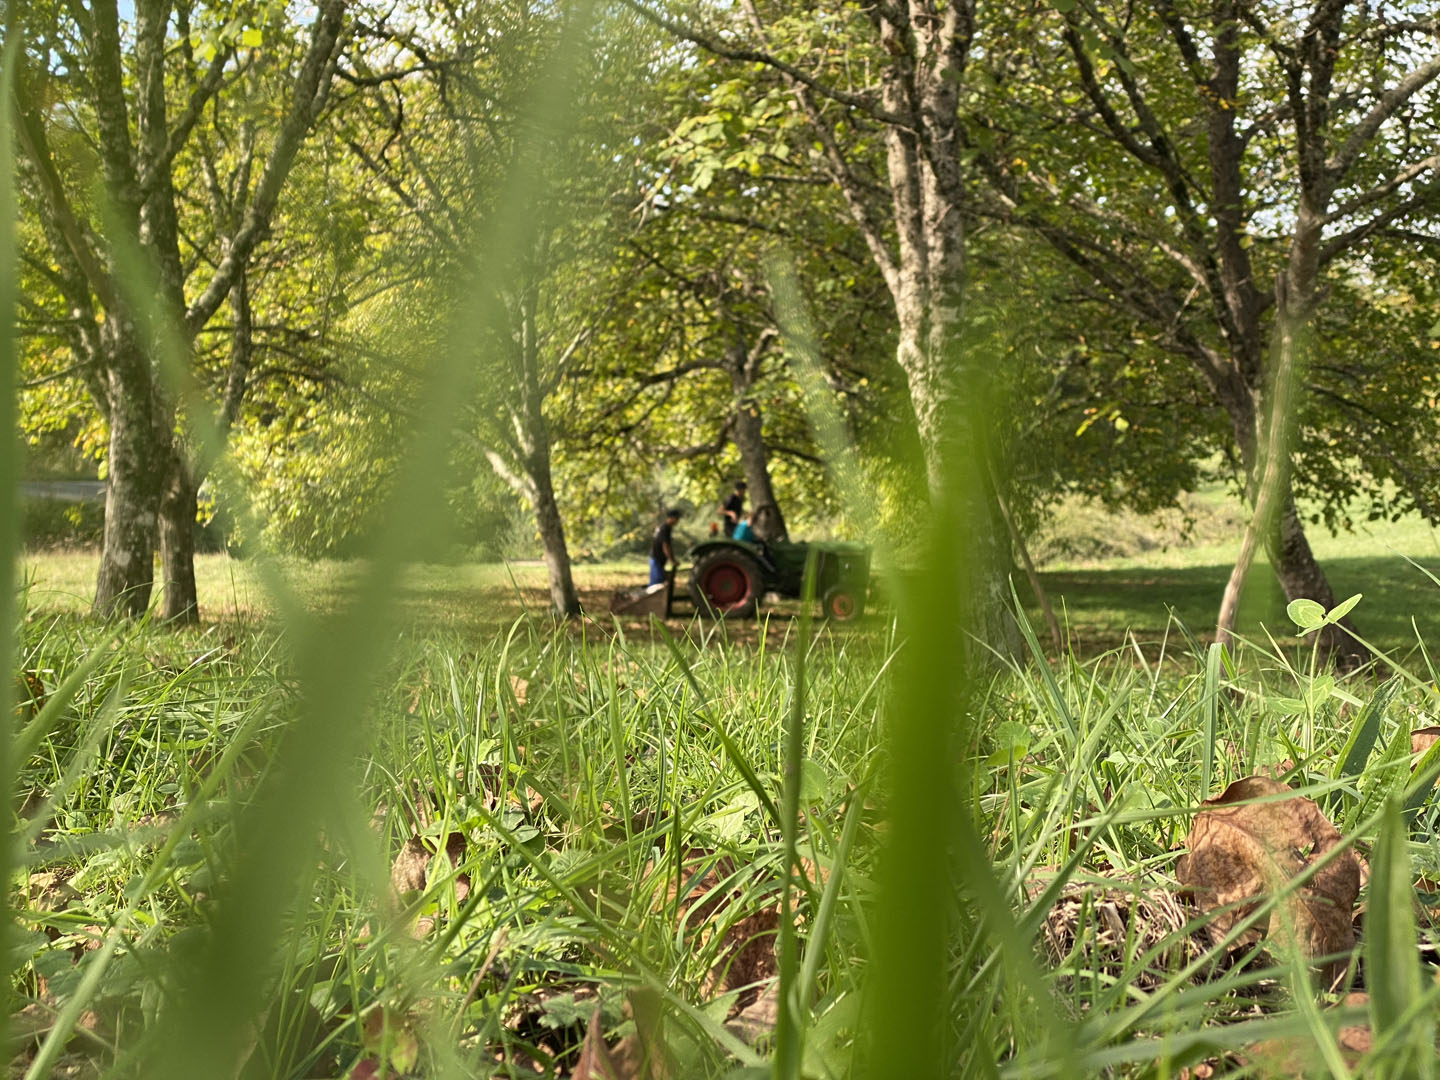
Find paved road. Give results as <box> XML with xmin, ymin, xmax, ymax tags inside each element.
<box><xmin>20</xmin><ymin>481</ymin><xmax>105</xmax><ymax>502</ymax></box>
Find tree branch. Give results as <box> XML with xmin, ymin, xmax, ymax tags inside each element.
<box><xmin>184</xmin><ymin>0</ymin><xmax>348</xmax><ymax>336</ymax></box>
<box><xmin>1326</xmin><ymin>54</ymin><xmax>1440</xmax><ymax>181</ymax></box>
<box><xmin>615</xmin><ymin>0</ymin><xmax>903</xmax><ymax>126</ymax></box>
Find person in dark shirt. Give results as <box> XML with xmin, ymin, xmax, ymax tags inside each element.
<box><xmin>719</xmin><ymin>481</ymin><xmax>747</xmax><ymax>537</ymax></box>
<box><xmin>650</xmin><ymin>508</ymin><xmax>681</xmax><ymax>586</ymax></box>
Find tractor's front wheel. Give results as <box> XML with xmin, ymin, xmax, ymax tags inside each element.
<box><xmin>822</xmin><ymin>584</ymin><xmax>864</xmax><ymax>622</ymax></box>
<box><xmin>690</xmin><ymin>549</ymin><xmax>762</xmax><ymax>619</ymax></box>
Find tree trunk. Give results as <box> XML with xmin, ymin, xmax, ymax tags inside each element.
<box><xmin>159</xmin><ymin>452</ymin><xmax>200</xmax><ymax>624</ymax></box>
<box><xmin>1268</xmin><ymin>490</ymin><xmax>1363</xmax><ymax>666</ymax></box>
<box><xmin>516</xmin><ymin>285</ymin><xmax>580</xmax><ymax>617</ymax></box>
<box><xmin>895</xmin><ymin>304</ymin><xmax>1019</xmax><ymax>658</ymax></box>
<box><xmin>532</xmin><ymin>461</ymin><xmax>580</xmax><ymax>617</ymax></box>
<box><xmin>730</xmin><ymin>396</ymin><xmax>786</xmax><ymax>541</ymax></box>
<box><xmin>1211</xmin><ymin>349</ymin><xmax>1363</xmax><ymax>666</ymax></box>
<box><xmin>93</xmin><ymin>334</ymin><xmax>163</xmax><ymax>619</ymax></box>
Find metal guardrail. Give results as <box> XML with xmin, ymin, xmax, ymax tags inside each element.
<box><xmin>20</xmin><ymin>481</ymin><xmax>106</xmax><ymax>503</ymax></box>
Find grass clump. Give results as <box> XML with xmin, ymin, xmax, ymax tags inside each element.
<box><xmin>10</xmin><ymin>613</ymin><xmax>888</xmax><ymax>1078</ymax></box>
<box><xmin>12</xmin><ymin>592</ymin><xmax>1440</xmax><ymax>1077</ymax></box>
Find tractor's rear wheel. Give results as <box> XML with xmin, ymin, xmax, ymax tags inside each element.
<box><xmin>690</xmin><ymin>549</ymin><xmax>762</xmax><ymax>618</ymax></box>
<box><xmin>822</xmin><ymin>584</ymin><xmax>864</xmax><ymax>622</ymax></box>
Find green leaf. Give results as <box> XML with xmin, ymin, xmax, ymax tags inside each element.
<box><xmin>1266</xmin><ymin>696</ymin><xmax>1306</xmax><ymax>716</ymax></box>
<box><xmin>1053</xmin><ymin>0</ymin><xmax>1075</xmax><ymax>11</ymax></box>
<box><xmin>706</xmin><ymin>790</ymin><xmax>761</xmax><ymax>842</ymax></box>
<box><xmin>240</xmin><ymin>27</ymin><xmax>263</xmax><ymax>47</ymax></box>
<box><xmin>799</xmin><ymin>758</ymin><xmax>832</xmax><ymax>803</ymax></box>
<box><xmin>1333</xmin><ymin>679</ymin><xmax>1395</xmax><ymax>783</ymax></box>
<box><xmin>1306</xmin><ymin>674</ymin><xmax>1334</xmax><ymax>709</ymax></box>
<box><xmin>1286</xmin><ymin>598</ymin><xmax>1325</xmax><ymax>630</ymax></box>
<box><xmin>1323</xmin><ymin>592</ymin><xmax>1362</xmax><ymax>625</ymax></box>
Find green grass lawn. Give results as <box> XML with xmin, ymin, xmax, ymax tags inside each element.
<box><xmin>16</xmin><ymin>502</ymin><xmax>1440</xmax><ymax>1077</ymax></box>
<box><xmin>20</xmin><ymin>552</ymin><xmax>647</xmax><ymax>635</ymax></box>
<box><xmin>21</xmin><ymin>488</ymin><xmax>1440</xmax><ymax>657</ymax></box>
<box><xmin>1030</xmin><ymin>490</ymin><xmax>1440</xmax><ymax>656</ymax></box>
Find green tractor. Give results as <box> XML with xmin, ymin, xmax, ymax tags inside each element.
<box><xmin>686</xmin><ymin>534</ymin><xmax>871</xmax><ymax>621</ymax></box>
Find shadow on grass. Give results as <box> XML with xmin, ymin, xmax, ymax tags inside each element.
<box><xmin>1034</xmin><ymin>552</ymin><xmax>1440</xmax><ymax>657</ymax></box>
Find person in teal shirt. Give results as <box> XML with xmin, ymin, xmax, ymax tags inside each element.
<box><xmin>732</xmin><ymin>511</ymin><xmax>756</xmax><ymax>543</ymax></box>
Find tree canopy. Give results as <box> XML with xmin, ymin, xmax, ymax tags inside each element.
<box><xmin>10</xmin><ymin>0</ymin><xmax>1440</xmax><ymax>643</ymax></box>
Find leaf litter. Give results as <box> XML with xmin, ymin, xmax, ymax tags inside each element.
<box><xmin>1175</xmin><ymin>776</ymin><xmax>1359</xmax><ymax>987</ymax></box>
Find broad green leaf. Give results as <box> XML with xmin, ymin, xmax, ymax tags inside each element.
<box><xmin>1306</xmin><ymin>674</ymin><xmax>1334</xmax><ymax>709</ymax></box>
<box><xmin>240</xmin><ymin>27</ymin><xmax>263</xmax><ymax>47</ymax></box>
<box><xmin>800</xmin><ymin>758</ymin><xmax>832</xmax><ymax>803</ymax></box>
<box><xmin>706</xmin><ymin>790</ymin><xmax>761</xmax><ymax>842</ymax></box>
<box><xmin>1332</xmin><ymin>679</ymin><xmax>1395</xmax><ymax>783</ymax></box>
<box><xmin>1286</xmin><ymin>598</ymin><xmax>1325</xmax><ymax>630</ymax></box>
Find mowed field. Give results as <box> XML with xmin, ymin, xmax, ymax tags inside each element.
<box><xmin>21</xmin><ymin>490</ymin><xmax>1440</xmax><ymax>655</ymax></box>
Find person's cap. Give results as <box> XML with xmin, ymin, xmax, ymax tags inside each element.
<box><xmin>735</xmin><ymin>480</ymin><xmax>748</xmax><ymax>489</ymax></box>
<box><xmin>665</xmin><ymin>507</ymin><xmax>683</xmax><ymax>518</ymax></box>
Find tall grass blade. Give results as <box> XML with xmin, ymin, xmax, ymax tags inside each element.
<box><xmin>83</xmin><ymin>12</ymin><xmax>602</xmax><ymax>1075</ymax></box>
<box><xmin>1201</xmin><ymin>641</ymin><xmax>1223</xmax><ymax>797</ymax></box>
<box><xmin>1329</xmin><ymin>677</ymin><xmax>1395</xmax><ymax>818</ymax></box>
<box><xmin>774</xmin><ymin>551</ymin><xmax>819</xmax><ymax>1080</ymax></box>
<box><xmin>1367</xmin><ymin>794</ymin><xmax>1431</xmax><ymax>1075</ymax></box>
<box><xmin>0</xmin><ymin>34</ymin><xmax>19</xmax><ymax>1050</ymax></box>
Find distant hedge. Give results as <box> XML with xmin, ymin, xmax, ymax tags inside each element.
<box><xmin>22</xmin><ymin>497</ymin><xmax>227</xmax><ymax>552</ymax></box>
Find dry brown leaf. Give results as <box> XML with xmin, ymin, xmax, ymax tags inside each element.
<box><xmin>572</xmin><ymin>1008</ymin><xmax>623</xmax><ymax>1080</ymax></box>
<box><xmin>28</xmin><ymin>871</ymin><xmax>81</xmax><ymax>914</ymax></box>
<box><xmin>1412</xmin><ymin>726</ymin><xmax>1440</xmax><ymax>756</ymax></box>
<box><xmin>567</xmin><ymin>992</ymin><xmax>671</xmax><ymax>1080</ymax></box>
<box><xmin>1245</xmin><ymin>992</ymin><xmax>1371</xmax><ymax>1076</ymax></box>
<box><xmin>1034</xmin><ymin>879</ymin><xmax>1213</xmax><ymax>992</ymax></box>
<box><xmin>1175</xmin><ymin>776</ymin><xmax>1359</xmax><ymax>985</ymax></box>
<box><xmin>509</xmin><ymin>675</ymin><xmax>529</xmax><ymax>706</ymax></box>
<box><xmin>643</xmin><ymin>851</ymin><xmax>784</xmax><ymax>1040</ymax></box>
<box><xmin>15</xmin><ymin>671</ymin><xmax>46</xmax><ymax>718</ymax></box>
<box><xmin>388</xmin><ymin>831</ymin><xmax>468</xmax><ymax>935</ymax></box>
<box><xmin>725</xmin><ymin>983</ymin><xmax>779</xmax><ymax>1045</ymax></box>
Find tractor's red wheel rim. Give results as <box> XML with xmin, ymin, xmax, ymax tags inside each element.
<box><xmin>829</xmin><ymin>592</ymin><xmax>856</xmax><ymax>619</ymax></box>
<box><xmin>702</xmin><ymin>562</ymin><xmax>751</xmax><ymax>608</ymax></box>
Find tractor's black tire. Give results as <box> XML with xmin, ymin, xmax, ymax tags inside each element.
<box><xmin>689</xmin><ymin>548</ymin><xmax>762</xmax><ymax>619</ymax></box>
<box><xmin>822</xmin><ymin>584</ymin><xmax>864</xmax><ymax>622</ymax></box>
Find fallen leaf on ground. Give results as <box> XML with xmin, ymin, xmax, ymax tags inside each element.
<box><xmin>569</xmin><ymin>992</ymin><xmax>671</xmax><ymax>1080</ymax></box>
<box><xmin>28</xmin><ymin>871</ymin><xmax>81</xmax><ymax>914</ymax></box>
<box><xmin>1412</xmin><ymin>727</ymin><xmax>1440</xmax><ymax>756</ymax></box>
<box><xmin>1245</xmin><ymin>992</ymin><xmax>1371</xmax><ymax>1075</ymax></box>
<box><xmin>389</xmin><ymin>831</ymin><xmax>468</xmax><ymax>935</ymax></box>
<box><xmin>572</xmin><ymin>1008</ymin><xmax>625</xmax><ymax>1080</ymax></box>
<box><xmin>16</xmin><ymin>671</ymin><xmax>46</xmax><ymax>718</ymax></box>
<box><xmin>509</xmin><ymin>675</ymin><xmax>529</xmax><ymax>706</ymax></box>
<box><xmin>642</xmin><ymin>851</ymin><xmax>785</xmax><ymax>1043</ymax></box>
<box><xmin>1033</xmin><ymin>877</ymin><xmax>1211</xmax><ymax>992</ymax></box>
<box><xmin>361</xmin><ymin>1005</ymin><xmax>420</xmax><ymax>1075</ymax></box>
<box><xmin>1175</xmin><ymin>776</ymin><xmax>1359</xmax><ymax>985</ymax></box>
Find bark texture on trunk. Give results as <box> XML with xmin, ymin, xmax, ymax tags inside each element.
<box><xmin>532</xmin><ymin>466</ymin><xmax>580</xmax><ymax>617</ymax></box>
<box><xmin>159</xmin><ymin>453</ymin><xmax>200</xmax><ymax>624</ymax></box>
<box><xmin>93</xmin><ymin>333</ymin><xmax>162</xmax><ymax>618</ymax></box>
<box><xmin>490</xmin><ymin>283</ymin><xmax>581</xmax><ymax>617</ymax></box>
<box><xmin>728</xmin><ymin>378</ymin><xmax>786</xmax><ymax>541</ymax></box>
